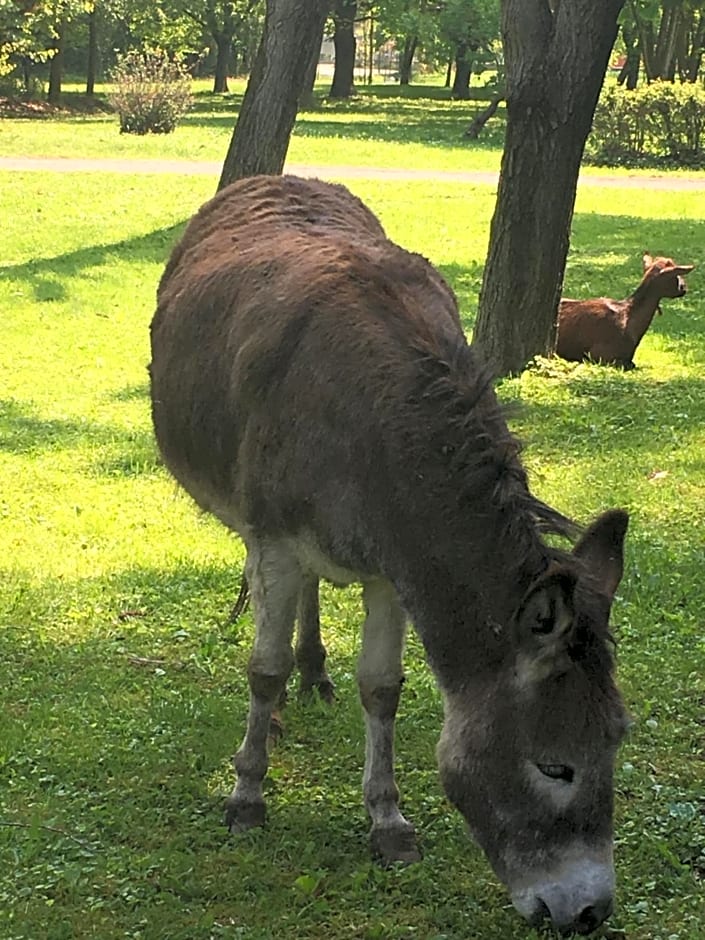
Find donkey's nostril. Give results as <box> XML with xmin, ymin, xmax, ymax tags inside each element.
<box><xmin>564</xmin><ymin>897</ymin><xmax>613</xmax><ymax>936</ymax></box>
<box><xmin>530</xmin><ymin>898</ymin><xmax>551</xmax><ymax>927</ymax></box>
<box><xmin>575</xmin><ymin>905</ymin><xmax>599</xmax><ymax>934</ymax></box>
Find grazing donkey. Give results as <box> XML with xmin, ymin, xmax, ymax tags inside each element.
<box><xmin>557</xmin><ymin>253</ymin><xmax>695</xmax><ymax>368</ymax></box>
<box><xmin>150</xmin><ymin>175</ymin><xmax>630</xmax><ymax>936</ymax></box>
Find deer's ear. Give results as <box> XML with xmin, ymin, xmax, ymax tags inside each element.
<box><xmin>572</xmin><ymin>509</ymin><xmax>628</xmax><ymax>601</ymax></box>
<box><xmin>643</xmin><ymin>253</ymin><xmax>654</xmax><ymax>270</ymax></box>
<box><xmin>513</xmin><ymin>569</ymin><xmax>578</xmax><ymax>684</ymax></box>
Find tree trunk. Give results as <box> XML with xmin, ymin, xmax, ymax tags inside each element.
<box><xmin>444</xmin><ymin>56</ymin><xmax>453</xmax><ymax>87</ymax></box>
<box><xmin>452</xmin><ymin>42</ymin><xmax>473</xmax><ymax>99</ymax></box>
<box><xmin>473</xmin><ymin>0</ymin><xmax>625</xmax><ymax>377</ymax></box>
<box><xmin>300</xmin><ymin>37</ymin><xmax>321</xmax><ymax>109</ymax></box>
<box><xmin>86</xmin><ymin>6</ymin><xmax>97</xmax><ymax>96</ymax></box>
<box><xmin>399</xmin><ymin>35</ymin><xmax>417</xmax><ymax>84</ymax></box>
<box><xmin>617</xmin><ymin>21</ymin><xmax>640</xmax><ymax>89</ymax></box>
<box><xmin>464</xmin><ymin>92</ymin><xmax>503</xmax><ymax>138</ymax></box>
<box><xmin>218</xmin><ymin>0</ymin><xmax>328</xmax><ymax>190</ymax></box>
<box><xmin>47</xmin><ymin>19</ymin><xmax>65</xmax><ymax>104</ymax></box>
<box><xmin>330</xmin><ymin>0</ymin><xmax>356</xmax><ymax>98</ymax></box>
<box><xmin>213</xmin><ymin>32</ymin><xmax>233</xmax><ymax>93</ymax></box>
<box><xmin>678</xmin><ymin>12</ymin><xmax>705</xmax><ymax>82</ymax></box>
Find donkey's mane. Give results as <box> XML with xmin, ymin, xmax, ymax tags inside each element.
<box><xmin>406</xmin><ymin>334</ymin><xmax>581</xmax><ymax>577</ymax></box>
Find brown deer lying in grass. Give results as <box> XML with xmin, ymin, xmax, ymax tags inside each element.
<box><xmin>556</xmin><ymin>253</ymin><xmax>694</xmax><ymax>369</ymax></box>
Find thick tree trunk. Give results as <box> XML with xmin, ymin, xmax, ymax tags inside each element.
<box><xmin>213</xmin><ymin>32</ymin><xmax>233</xmax><ymax>93</ymax></box>
<box><xmin>86</xmin><ymin>7</ymin><xmax>97</xmax><ymax>96</ymax></box>
<box><xmin>330</xmin><ymin>0</ymin><xmax>356</xmax><ymax>98</ymax></box>
<box><xmin>473</xmin><ymin>0</ymin><xmax>624</xmax><ymax>377</ymax></box>
<box><xmin>218</xmin><ymin>0</ymin><xmax>328</xmax><ymax>190</ymax></box>
<box><xmin>452</xmin><ymin>42</ymin><xmax>473</xmax><ymax>99</ymax></box>
<box><xmin>399</xmin><ymin>35</ymin><xmax>417</xmax><ymax>84</ymax></box>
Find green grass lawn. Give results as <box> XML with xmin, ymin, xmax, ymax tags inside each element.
<box><xmin>1</xmin><ymin>122</ymin><xmax>704</xmax><ymax>940</ymax></box>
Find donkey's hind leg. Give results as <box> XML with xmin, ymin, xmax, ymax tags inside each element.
<box><xmin>225</xmin><ymin>540</ymin><xmax>299</xmax><ymax>832</ymax></box>
<box><xmin>296</xmin><ymin>575</ymin><xmax>335</xmax><ymax>703</ymax></box>
<box><xmin>358</xmin><ymin>579</ymin><xmax>419</xmax><ymax>865</ymax></box>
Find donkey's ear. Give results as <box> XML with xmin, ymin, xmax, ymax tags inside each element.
<box><xmin>572</xmin><ymin>509</ymin><xmax>628</xmax><ymax>601</ymax></box>
<box><xmin>643</xmin><ymin>253</ymin><xmax>654</xmax><ymax>270</ymax></box>
<box><xmin>513</xmin><ymin>569</ymin><xmax>578</xmax><ymax>682</ymax></box>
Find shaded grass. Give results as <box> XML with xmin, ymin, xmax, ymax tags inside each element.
<box><xmin>1</xmin><ymin>168</ymin><xmax>704</xmax><ymax>939</ymax></box>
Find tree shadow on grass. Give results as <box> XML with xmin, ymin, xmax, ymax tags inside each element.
<box><xmin>0</xmin><ymin>397</ymin><xmax>160</xmax><ymax>477</ymax></box>
<box><xmin>0</xmin><ymin>221</ymin><xmax>186</xmax><ymax>303</ymax></box>
<box><xmin>184</xmin><ymin>83</ymin><xmax>505</xmax><ymax>150</ymax></box>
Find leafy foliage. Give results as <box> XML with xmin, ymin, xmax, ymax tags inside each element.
<box><xmin>108</xmin><ymin>48</ymin><xmax>193</xmax><ymax>134</ymax></box>
<box><xmin>588</xmin><ymin>81</ymin><xmax>705</xmax><ymax>166</ymax></box>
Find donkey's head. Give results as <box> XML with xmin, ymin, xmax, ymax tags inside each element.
<box><xmin>438</xmin><ymin>510</ymin><xmax>629</xmax><ymax>936</ymax></box>
<box><xmin>642</xmin><ymin>253</ymin><xmax>695</xmax><ymax>300</ymax></box>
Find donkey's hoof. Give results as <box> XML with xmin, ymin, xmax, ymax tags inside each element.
<box><xmin>370</xmin><ymin>825</ymin><xmax>421</xmax><ymax>866</ymax></box>
<box><xmin>299</xmin><ymin>677</ymin><xmax>336</xmax><ymax>705</ymax></box>
<box><xmin>225</xmin><ymin>797</ymin><xmax>266</xmax><ymax>833</ymax></box>
<box><xmin>316</xmin><ymin>679</ymin><xmax>336</xmax><ymax>705</ymax></box>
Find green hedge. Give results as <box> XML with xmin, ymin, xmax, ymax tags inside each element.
<box><xmin>586</xmin><ymin>81</ymin><xmax>705</xmax><ymax>167</ymax></box>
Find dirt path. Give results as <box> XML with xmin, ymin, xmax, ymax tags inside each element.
<box><xmin>3</xmin><ymin>155</ymin><xmax>705</xmax><ymax>189</ymax></box>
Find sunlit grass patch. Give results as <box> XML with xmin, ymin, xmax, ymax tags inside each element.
<box><xmin>1</xmin><ymin>166</ymin><xmax>704</xmax><ymax>939</ymax></box>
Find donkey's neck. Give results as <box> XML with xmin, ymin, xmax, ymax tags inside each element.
<box><xmin>392</xmin><ymin>501</ymin><xmax>551</xmax><ymax>689</ymax></box>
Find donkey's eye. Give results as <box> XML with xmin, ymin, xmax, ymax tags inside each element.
<box><xmin>536</xmin><ymin>763</ymin><xmax>574</xmax><ymax>783</ymax></box>
<box><xmin>532</xmin><ymin>614</ymin><xmax>554</xmax><ymax>635</ymax></box>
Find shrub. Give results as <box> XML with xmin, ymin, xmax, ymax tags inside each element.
<box><xmin>586</xmin><ymin>81</ymin><xmax>705</xmax><ymax>167</ymax></box>
<box><xmin>108</xmin><ymin>50</ymin><xmax>192</xmax><ymax>135</ymax></box>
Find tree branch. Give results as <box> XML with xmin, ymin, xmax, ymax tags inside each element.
<box><xmin>1</xmin><ymin>820</ymin><xmax>97</xmax><ymax>852</ymax></box>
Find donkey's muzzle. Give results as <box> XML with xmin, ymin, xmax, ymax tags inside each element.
<box><xmin>511</xmin><ymin>858</ymin><xmax>615</xmax><ymax>936</ymax></box>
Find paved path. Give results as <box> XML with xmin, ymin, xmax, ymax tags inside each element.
<box><xmin>2</xmin><ymin>155</ymin><xmax>705</xmax><ymax>189</ymax></box>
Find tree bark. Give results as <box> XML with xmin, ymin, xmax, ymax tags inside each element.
<box><xmin>218</xmin><ymin>0</ymin><xmax>328</xmax><ymax>191</ymax></box>
<box><xmin>399</xmin><ymin>35</ymin><xmax>417</xmax><ymax>84</ymax></box>
<box><xmin>444</xmin><ymin>56</ymin><xmax>453</xmax><ymax>87</ymax></box>
<box><xmin>464</xmin><ymin>92</ymin><xmax>503</xmax><ymax>138</ymax></box>
<box><xmin>213</xmin><ymin>32</ymin><xmax>233</xmax><ymax>93</ymax></box>
<box><xmin>452</xmin><ymin>42</ymin><xmax>473</xmax><ymax>99</ymax></box>
<box><xmin>473</xmin><ymin>0</ymin><xmax>625</xmax><ymax>377</ymax></box>
<box><xmin>617</xmin><ymin>20</ymin><xmax>640</xmax><ymax>89</ymax></box>
<box><xmin>47</xmin><ymin>19</ymin><xmax>65</xmax><ymax>104</ymax></box>
<box><xmin>300</xmin><ymin>37</ymin><xmax>322</xmax><ymax>109</ymax></box>
<box><xmin>86</xmin><ymin>6</ymin><xmax>97</xmax><ymax>96</ymax></box>
<box><xmin>330</xmin><ymin>0</ymin><xmax>356</xmax><ymax>98</ymax></box>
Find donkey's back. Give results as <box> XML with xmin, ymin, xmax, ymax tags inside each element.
<box><xmin>151</xmin><ymin>174</ymin><xmax>463</xmax><ymax>553</ymax></box>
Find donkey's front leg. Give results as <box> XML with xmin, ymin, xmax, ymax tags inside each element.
<box><xmin>358</xmin><ymin>579</ymin><xmax>419</xmax><ymax>865</ymax></box>
<box><xmin>225</xmin><ymin>542</ymin><xmax>298</xmax><ymax>832</ymax></box>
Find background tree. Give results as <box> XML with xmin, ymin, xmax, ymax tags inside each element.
<box><xmin>218</xmin><ymin>0</ymin><xmax>328</xmax><ymax>190</ymax></box>
<box><xmin>329</xmin><ymin>0</ymin><xmax>357</xmax><ymax>98</ymax></box>
<box><xmin>171</xmin><ymin>0</ymin><xmax>262</xmax><ymax>93</ymax></box>
<box><xmin>440</xmin><ymin>0</ymin><xmax>499</xmax><ymax>98</ymax></box>
<box><xmin>624</xmin><ymin>0</ymin><xmax>705</xmax><ymax>82</ymax></box>
<box><xmin>473</xmin><ymin>0</ymin><xmax>625</xmax><ymax>377</ymax></box>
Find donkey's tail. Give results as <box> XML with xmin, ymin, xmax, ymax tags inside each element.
<box><xmin>229</xmin><ymin>575</ymin><xmax>251</xmax><ymax>623</ymax></box>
